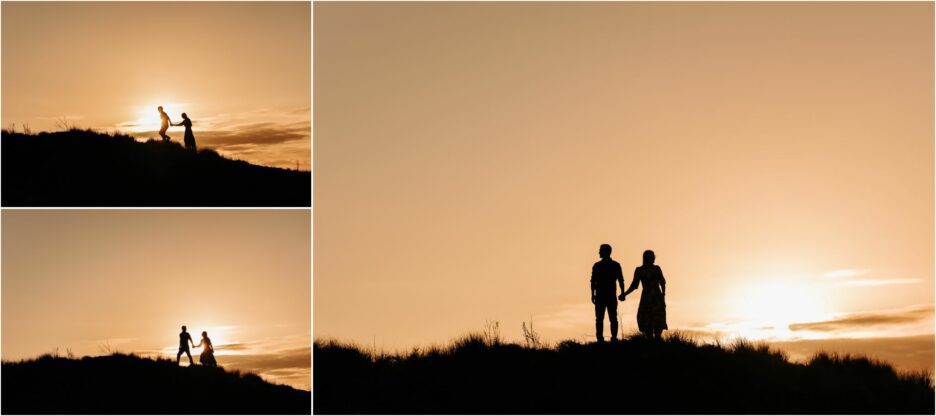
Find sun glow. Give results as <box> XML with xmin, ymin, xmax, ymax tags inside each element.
<box><xmin>126</xmin><ymin>103</ymin><xmax>187</xmax><ymax>133</ymax></box>
<box><xmin>727</xmin><ymin>281</ymin><xmax>831</xmax><ymax>340</ymax></box>
<box><xmin>157</xmin><ymin>324</ymin><xmax>240</xmax><ymax>358</ymax></box>
<box><xmin>204</xmin><ymin>325</ymin><xmax>239</xmax><ymax>352</ymax></box>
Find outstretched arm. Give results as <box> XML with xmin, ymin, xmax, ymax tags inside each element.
<box><xmin>623</xmin><ymin>267</ymin><xmax>641</xmax><ymax>296</ymax></box>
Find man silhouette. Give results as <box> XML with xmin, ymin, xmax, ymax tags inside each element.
<box><xmin>177</xmin><ymin>325</ymin><xmax>195</xmax><ymax>365</ymax></box>
<box><xmin>591</xmin><ymin>244</ymin><xmax>626</xmax><ymax>342</ymax></box>
<box><xmin>157</xmin><ymin>106</ymin><xmax>172</xmax><ymax>141</ymax></box>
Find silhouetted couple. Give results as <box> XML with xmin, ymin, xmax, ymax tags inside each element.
<box><xmin>158</xmin><ymin>106</ymin><xmax>197</xmax><ymax>152</ymax></box>
<box><xmin>177</xmin><ymin>325</ymin><xmax>217</xmax><ymax>367</ymax></box>
<box><xmin>590</xmin><ymin>244</ymin><xmax>667</xmax><ymax>342</ymax></box>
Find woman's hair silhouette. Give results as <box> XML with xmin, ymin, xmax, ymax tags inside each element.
<box><xmin>643</xmin><ymin>250</ymin><xmax>655</xmax><ymax>266</ymax></box>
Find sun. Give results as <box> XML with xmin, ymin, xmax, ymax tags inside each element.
<box><xmin>729</xmin><ymin>280</ymin><xmax>830</xmax><ymax>340</ymax></box>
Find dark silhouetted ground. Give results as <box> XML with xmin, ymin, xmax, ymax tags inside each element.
<box><xmin>1</xmin><ymin>129</ymin><xmax>310</xmax><ymax>206</ymax></box>
<box><xmin>2</xmin><ymin>353</ymin><xmax>310</xmax><ymax>414</ymax></box>
<box><xmin>314</xmin><ymin>332</ymin><xmax>934</xmax><ymax>414</ymax></box>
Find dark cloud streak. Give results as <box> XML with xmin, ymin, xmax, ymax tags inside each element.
<box><xmin>198</xmin><ymin>121</ymin><xmax>310</xmax><ymax>148</ymax></box>
<box><xmin>214</xmin><ymin>342</ymin><xmax>258</xmax><ymax>351</ymax></box>
<box><xmin>788</xmin><ymin>306</ymin><xmax>933</xmax><ymax>332</ymax></box>
<box><xmin>220</xmin><ymin>346</ymin><xmax>310</xmax><ymax>371</ymax></box>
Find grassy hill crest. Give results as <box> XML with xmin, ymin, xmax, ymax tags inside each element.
<box><xmin>1</xmin><ymin>129</ymin><xmax>310</xmax><ymax>206</ymax></box>
<box><xmin>314</xmin><ymin>331</ymin><xmax>934</xmax><ymax>414</ymax></box>
<box><xmin>2</xmin><ymin>352</ymin><xmax>310</xmax><ymax>414</ymax></box>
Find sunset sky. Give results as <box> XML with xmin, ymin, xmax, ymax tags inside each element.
<box><xmin>314</xmin><ymin>2</ymin><xmax>934</xmax><ymax>373</ymax></box>
<box><xmin>2</xmin><ymin>210</ymin><xmax>311</xmax><ymax>390</ymax></box>
<box><xmin>2</xmin><ymin>2</ymin><xmax>310</xmax><ymax>169</ymax></box>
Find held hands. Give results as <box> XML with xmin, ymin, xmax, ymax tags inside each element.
<box><xmin>618</xmin><ymin>293</ymin><xmax>626</xmax><ymax>301</ymax></box>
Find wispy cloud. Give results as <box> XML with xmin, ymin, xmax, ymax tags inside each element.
<box><xmin>194</xmin><ymin>106</ymin><xmax>309</xmax><ymax>129</ymax></box>
<box><xmin>788</xmin><ymin>305</ymin><xmax>934</xmax><ymax>332</ymax></box>
<box><xmin>821</xmin><ymin>269</ymin><xmax>922</xmax><ymax>288</ymax></box>
<box><xmin>835</xmin><ymin>278</ymin><xmax>922</xmax><ymax>287</ymax></box>
<box><xmin>823</xmin><ymin>269</ymin><xmax>870</xmax><ymax>279</ymax></box>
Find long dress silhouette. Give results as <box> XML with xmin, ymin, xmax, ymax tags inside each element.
<box><xmin>195</xmin><ymin>331</ymin><xmax>217</xmax><ymax>367</ymax></box>
<box><xmin>624</xmin><ymin>250</ymin><xmax>667</xmax><ymax>339</ymax></box>
<box><xmin>174</xmin><ymin>113</ymin><xmax>197</xmax><ymax>152</ymax></box>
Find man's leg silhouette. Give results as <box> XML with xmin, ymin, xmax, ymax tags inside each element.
<box><xmin>177</xmin><ymin>347</ymin><xmax>194</xmax><ymax>365</ymax></box>
<box><xmin>595</xmin><ymin>298</ymin><xmax>620</xmax><ymax>342</ymax></box>
<box><xmin>608</xmin><ymin>300</ymin><xmax>619</xmax><ymax>340</ymax></box>
<box><xmin>595</xmin><ymin>301</ymin><xmax>607</xmax><ymax>342</ymax></box>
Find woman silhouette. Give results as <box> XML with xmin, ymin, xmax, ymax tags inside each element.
<box><xmin>172</xmin><ymin>113</ymin><xmax>196</xmax><ymax>152</ymax></box>
<box><xmin>622</xmin><ymin>250</ymin><xmax>668</xmax><ymax>339</ymax></box>
<box><xmin>194</xmin><ymin>331</ymin><xmax>217</xmax><ymax>367</ymax></box>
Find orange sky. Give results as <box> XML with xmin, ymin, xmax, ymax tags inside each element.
<box><xmin>314</xmin><ymin>2</ymin><xmax>934</xmax><ymax>373</ymax></box>
<box><xmin>2</xmin><ymin>210</ymin><xmax>311</xmax><ymax>390</ymax></box>
<box><xmin>2</xmin><ymin>2</ymin><xmax>310</xmax><ymax>169</ymax></box>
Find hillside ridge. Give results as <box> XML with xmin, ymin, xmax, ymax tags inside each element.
<box><xmin>2</xmin><ymin>352</ymin><xmax>310</xmax><ymax>414</ymax></box>
<box><xmin>1</xmin><ymin>129</ymin><xmax>310</xmax><ymax>206</ymax></box>
<box><xmin>314</xmin><ymin>332</ymin><xmax>934</xmax><ymax>414</ymax></box>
